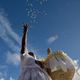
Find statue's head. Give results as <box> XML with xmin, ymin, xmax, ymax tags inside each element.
<box><xmin>47</xmin><ymin>48</ymin><xmax>52</xmax><ymax>55</ymax></box>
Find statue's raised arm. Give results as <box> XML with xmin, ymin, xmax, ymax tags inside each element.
<box><xmin>21</xmin><ymin>24</ymin><xmax>28</xmax><ymax>54</ymax></box>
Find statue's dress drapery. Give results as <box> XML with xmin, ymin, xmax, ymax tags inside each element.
<box><xmin>19</xmin><ymin>51</ymin><xmax>52</xmax><ymax>80</ymax></box>
<box><xmin>43</xmin><ymin>51</ymin><xmax>75</xmax><ymax>80</ymax></box>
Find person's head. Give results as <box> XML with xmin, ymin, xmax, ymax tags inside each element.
<box><xmin>28</xmin><ymin>52</ymin><xmax>35</xmax><ymax>58</ymax></box>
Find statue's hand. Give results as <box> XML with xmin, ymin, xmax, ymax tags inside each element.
<box><xmin>23</xmin><ymin>24</ymin><xmax>28</xmax><ymax>32</ymax></box>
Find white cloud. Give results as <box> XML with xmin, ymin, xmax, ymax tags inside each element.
<box><xmin>73</xmin><ymin>60</ymin><xmax>79</xmax><ymax>69</ymax></box>
<box><xmin>6</xmin><ymin>51</ymin><xmax>20</xmax><ymax>66</ymax></box>
<box><xmin>0</xmin><ymin>10</ymin><xmax>21</xmax><ymax>52</ymax></box>
<box><xmin>0</xmin><ymin>9</ymin><xmax>21</xmax><ymax>66</ymax></box>
<box><xmin>0</xmin><ymin>72</ymin><xmax>3</xmax><ymax>78</ymax></box>
<box><xmin>0</xmin><ymin>66</ymin><xmax>15</xmax><ymax>80</ymax></box>
<box><xmin>0</xmin><ymin>78</ymin><xmax>5</xmax><ymax>80</ymax></box>
<box><xmin>10</xmin><ymin>77</ymin><xmax>15</xmax><ymax>80</ymax></box>
<box><xmin>72</xmin><ymin>60</ymin><xmax>80</xmax><ymax>80</ymax></box>
<box><xmin>47</xmin><ymin>35</ymin><xmax>58</xmax><ymax>44</ymax></box>
<box><xmin>0</xmin><ymin>72</ymin><xmax>6</xmax><ymax>80</ymax></box>
<box><xmin>73</xmin><ymin>69</ymin><xmax>80</xmax><ymax>80</ymax></box>
<box><xmin>0</xmin><ymin>77</ymin><xmax>15</xmax><ymax>80</ymax></box>
<box><xmin>0</xmin><ymin>65</ymin><xmax>7</xmax><ymax>69</ymax></box>
<box><xmin>0</xmin><ymin>72</ymin><xmax>15</xmax><ymax>80</ymax></box>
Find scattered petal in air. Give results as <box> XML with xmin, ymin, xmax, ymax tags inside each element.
<box><xmin>25</xmin><ymin>0</ymin><xmax>48</xmax><ymax>24</ymax></box>
<box><xmin>40</xmin><ymin>1</ymin><xmax>43</xmax><ymax>5</ymax></box>
<box><xmin>26</xmin><ymin>0</ymin><xmax>29</xmax><ymax>2</ymax></box>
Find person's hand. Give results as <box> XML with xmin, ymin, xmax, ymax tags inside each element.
<box><xmin>23</xmin><ymin>24</ymin><xmax>28</xmax><ymax>32</ymax></box>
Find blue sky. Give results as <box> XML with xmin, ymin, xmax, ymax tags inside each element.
<box><xmin>0</xmin><ymin>0</ymin><xmax>80</xmax><ymax>80</ymax></box>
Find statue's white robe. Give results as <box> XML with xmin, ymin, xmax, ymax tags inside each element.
<box><xmin>19</xmin><ymin>52</ymin><xmax>52</xmax><ymax>80</ymax></box>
